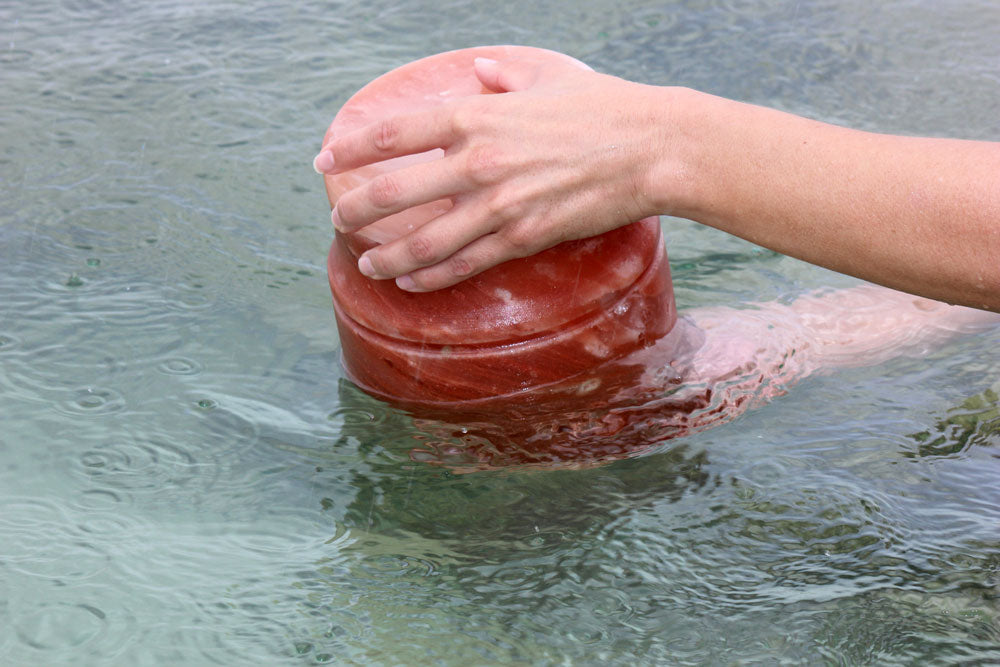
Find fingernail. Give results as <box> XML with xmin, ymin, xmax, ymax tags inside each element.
<box><xmin>396</xmin><ymin>274</ymin><xmax>417</xmax><ymax>291</ymax></box>
<box><xmin>313</xmin><ymin>150</ymin><xmax>334</xmax><ymax>173</ymax></box>
<box><xmin>358</xmin><ymin>254</ymin><xmax>376</xmax><ymax>277</ymax></box>
<box><xmin>331</xmin><ymin>206</ymin><xmax>344</xmax><ymax>231</ymax></box>
<box><xmin>474</xmin><ymin>57</ymin><xmax>498</xmax><ymax>67</ymax></box>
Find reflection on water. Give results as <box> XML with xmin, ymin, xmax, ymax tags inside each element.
<box><xmin>2</xmin><ymin>0</ymin><xmax>1000</xmax><ymax>663</ymax></box>
<box><xmin>908</xmin><ymin>387</ymin><xmax>1000</xmax><ymax>460</ymax></box>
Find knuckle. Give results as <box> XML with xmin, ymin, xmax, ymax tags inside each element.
<box><xmin>501</xmin><ymin>223</ymin><xmax>536</xmax><ymax>256</ymax></box>
<box><xmin>405</xmin><ymin>233</ymin><xmax>439</xmax><ymax>265</ymax></box>
<box><xmin>449</xmin><ymin>106</ymin><xmax>472</xmax><ymax>136</ymax></box>
<box><xmin>482</xmin><ymin>190</ymin><xmax>519</xmax><ymax>222</ymax></box>
<box><xmin>447</xmin><ymin>255</ymin><xmax>475</xmax><ymax>278</ymax></box>
<box><xmin>371</xmin><ymin>118</ymin><xmax>400</xmax><ymax>153</ymax></box>
<box><xmin>465</xmin><ymin>145</ymin><xmax>503</xmax><ymax>185</ymax></box>
<box><xmin>482</xmin><ymin>197</ymin><xmax>506</xmax><ymax>221</ymax></box>
<box><xmin>335</xmin><ymin>194</ymin><xmax>358</xmax><ymax>226</ymax></box>
<box><xmin>368</xmin><ymin>174</ymin><xmax>403</xmax><ymax>210</ymax></box>
<box><xmin>449</xmin><ymin>101</ymin><xmax>483</xmax><ymax>137</ymax></box>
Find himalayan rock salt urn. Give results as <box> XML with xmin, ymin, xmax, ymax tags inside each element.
<box><xmin>322</xmin><ymin>46</ymin><xmax>677</xmax><ymax>420</ymax></box>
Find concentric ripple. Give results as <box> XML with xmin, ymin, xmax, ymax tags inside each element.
<box><xmin>155</xmin><ymin>357</ymin><xmax>203</xmax><ymax>376</ymax></box>
<box><xmin>76</xmin><ymin>436</ymin><xmax>210</xmax><ymax>494</ymax></box>
<box><xmin>3</xmin><ymin>581</ymin><xmax>140</xmax><ymax>664</ymax></box>
<box><xmin>55</xmin><ymin>386</ymin><xmax>127</xmax><ymax>417</ymax></box>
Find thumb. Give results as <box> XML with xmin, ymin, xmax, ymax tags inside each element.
<box><xmin>474</xmin><ymin>56</ymin><xmax>542</xmax><ymax>93</ymax></box>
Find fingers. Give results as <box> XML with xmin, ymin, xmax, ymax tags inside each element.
<box><xmin>331</xmin><ymin>155</ymin><xmax>465</xmax><ymax>232</ymax></box>
<box><xmin>314</xmin><ymin>107</ymin><xmax>454</xmax><ymax>175</ymax></box>
<box><xmin>357</xmin><ymin>203</ymin><xmax>533</xmax><ymax>287</ymax></box>
<box><xmin>316</xmin><ymin>54</ymin><xmax>590</xmax><ymax>175</ymax></box>
<box><xmin>357</xmin><ymin>205</ymin><xmax>552</xmax><ymax>292</ymax></box>
<box><xmin>355</xmin><ymin>205</ymin><xmax>498</xmax><ymax>280</ymax></box>
<box><xmin>393</xmin><ymin>233</ymin><xmax>531</xmax><ymax>291</ymax></box>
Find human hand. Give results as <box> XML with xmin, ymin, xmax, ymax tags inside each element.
<box><xmin>314</xmin><ymin>56</ymin><xmax>672</xmax><ymax>292</ymax></box>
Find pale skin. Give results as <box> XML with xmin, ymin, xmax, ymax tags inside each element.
<box><xmin>314</xmin><ymin>56</ymin><xmax>1000</xmax><ymax>312</ymax></box>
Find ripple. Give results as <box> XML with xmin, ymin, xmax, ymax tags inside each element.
<box><xmin>358</xmin><ymin>553</ymin><xmax>438</xmax><ymax>578</ymax></box>
<box><xmin>221</xmin><ymin>530</ymin><xmax>335</xmax><ymax>558</ymax></box>
<box><xmin>488</xmin><ymin>564</ymin><xmax>538</xmax><ymax>588</ymax></box>
<box><xmin>589</xmin><ymin>588</ymin><xmax>636</xmax><ymax>622</ymax></box>
<box><xmin>0</xmin><ymin>49</ymin><xmax>32</xmax><ymax>65</ymax></box>
<box><xmin>149</xmin><ymin>617</ymin><xmax>291</xmax><ymax>665</ymax></box>
<box><xmin>167</xmin><ymin>290</ymin><xmax>213</xmax><ymax>310</ymax></box>
<box><xmin>56</xmin><ymin>386</ymin><xmax>126</xmax><ymax>416</ymax></box>
<box><xmin>3</xmin><ymin>581</ymin><xmax>139</xmax><ymax>664</ymax></box>
<box><xmin>76</xmin><ymin>513</ymin><xmax>136</xmax><ymax>536</ymax></box>
<box><xmin>156</xmin><ymin>356</ymin><xmax>203</xmax><ymax>376</ymax></box>
<box><xmin>162</xmin><ymin>278</ymin><xmax>214</xmax><ymax>311</ymax></box>
<box><xmin>325</xmin><ymin>406</ymin><xmax>384</xmax><ymax>428</ymax></box>
<box><xmin>14</xmin><ymin>601</ymin><xmax>108</xmax><ymax>650</ymax></box>
<box><xmin>742</xmin><ymin>458</ymin><xmax>793</xmax><ymax>486</ymax></box>
<box><xmin>0</xmin><ymin>333</ymin><xmax>19</xmax><ymax>350</ymax></box>
<box><xmin>0</xmin><ymin>497</ymin><xmax>70</xmax><ymax>526</ymax></box>
<box><xmin>0</xmin><ymin>497</ymin><xmax>112</xmax><ymax>582</ymax></box>
<box><xmin>77</xmin><ymin>436</ymin><xmax>207</xmax><ymax>493</ymax></box>
<box><xmin>36</xmin><ymin>272</ymin><xmax>95</xmax><ymax>295</ymax></box>
<box><xmin>74</xmin><ymin>488</ymin><xmax>125</xmax><ymax>511</ymax></box>
<box><xmin>0</xmin><ymin>339</ymin><xmax>131</xmax><ymax>407</ymax></box>
<box><xmin>194</xmin><ymin>399</ymin><xmax>262</xmax><ymax>447</ymax></box>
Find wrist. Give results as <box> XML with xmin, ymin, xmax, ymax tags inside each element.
<box><xmin>636</xmin><ymin>85</ymin><xmax>714</xmax><ymax>220</ymax></box>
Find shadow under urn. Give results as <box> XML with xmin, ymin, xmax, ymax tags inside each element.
<box><xmin>323</xmin><ymin>46</ymin><xmax>686</xmax><ymax>466</ymax></box>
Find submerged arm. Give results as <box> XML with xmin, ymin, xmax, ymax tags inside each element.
<box><xmin>644</xmin><ymin>285</ymin><xmax>1000</xmax><ymax>440</ymax></box>
<box><xmin>685</xmin><ymin>285</ymin><xmax>999</xmax><ymax>394</ymax></box>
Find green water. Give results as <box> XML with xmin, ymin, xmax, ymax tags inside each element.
<box><xmin>2</xmin><ymin>0</ymin><xmax>1000</xmax><ymax>663</ymax></box>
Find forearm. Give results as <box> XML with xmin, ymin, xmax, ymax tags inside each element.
<box><xmin>654</xmin><ymin>88</ymin><xmax>1000</xmax><ymax>311</ymax></box>
<box><xmin>776</xmin><ymin>285</ymin><xmax>998</xmax><ymax>369</ymax></box>
<box><xmin>680</xmin><ymin>285</ymin><xmax>998</xmax><ymax>410</ymax></box>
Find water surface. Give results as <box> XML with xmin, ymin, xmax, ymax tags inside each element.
<box><xmin>3</xmin><ymin>0</ymin><xmax>1000</xmax><ymax>663</ymax></box>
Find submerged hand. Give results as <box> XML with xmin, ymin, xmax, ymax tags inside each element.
<box><xmin>313</xmin><ymin>56</ymin><xmax>673</xmax><ymax>292</ymax></box>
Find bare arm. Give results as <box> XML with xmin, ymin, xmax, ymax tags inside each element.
<box><xmin>315</xmin><ymin>57</ymin><xmax>1000</xmax><ymax>310</ymax></box>
<box><xmin>664</xmin><ymin>92</ymin><xmax>1000</xmax><ymax>312</ymax></box>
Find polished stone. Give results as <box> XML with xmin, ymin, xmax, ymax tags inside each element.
<box><xmin>323</xmin><ymin>46</ymin><xmax>677</xmax><ymax>414</ymax></box>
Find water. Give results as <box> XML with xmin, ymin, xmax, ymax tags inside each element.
<box><xmin>2</xmin><ymin>0</ymin><xmax>1000</xmax><ymax>663</ymax></box>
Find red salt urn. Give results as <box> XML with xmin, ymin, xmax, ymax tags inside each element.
<box><xmin>322</xmin><ymin>46</ymin><xmax>677</xmax><ymax>419</ymax></box>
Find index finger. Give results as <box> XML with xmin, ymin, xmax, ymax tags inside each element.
<box><xmin>314</xmin><ymin>107</ymin><xmax>458</xmax><ymax>175</ymax></box>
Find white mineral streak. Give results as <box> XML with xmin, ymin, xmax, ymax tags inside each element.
<box><xmin>617</xmin><ymin>325</ymin><xmax>641</xmax><ymax>345</ymax></box>
<box><xmin>533</xmin><ymin>262</ymin><xmax>560</xmax><ymax>280</ymax></box>
<box><xmin>614</xmin><ymin>256</ymin><xmax>642</xmax><ymax>281</ymax></box>
<box><xmin>483</xmin><ymin>287</ymin><xmax>534</xmax><ymax>331</ymax></box>
<box><xmin>580</xmin><ymin>332</ymin><xmax>610</xmax><ymax>358</ymax></box>
<box><xmin>433</xmin><ymin>323</ymin><xmax>457</xmax><ymax>338</ymax></box>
